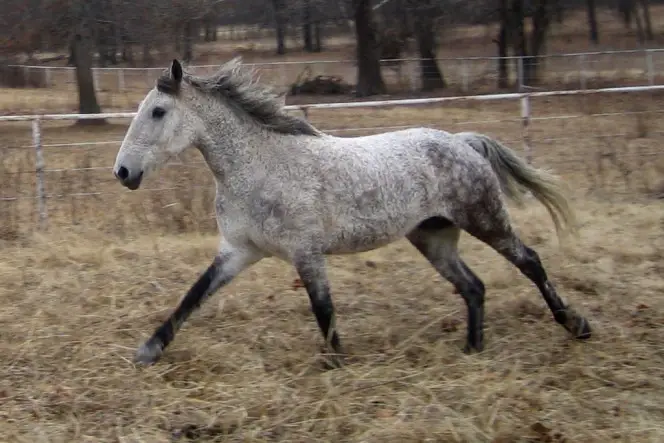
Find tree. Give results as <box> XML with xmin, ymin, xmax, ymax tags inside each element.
<box><xmin>638</xmin><ymin>0</ymin><xmax>654</xmax><ymax>42</ymax></box>
<box><xmin>586</xmin><ymin>0</ymin><xmax>599</xmax><ymax>44</ymax></box>
<box><xmin>72</xmin><ymin>33</ymin><xmax>106</xmax><ymax>125</ymax></box>
<box><xmin>510</xmin><ymin>0</ymin><xmax>552</xmax><ymax>87</ymax></box>
<box><xmin>353</xmin><ymin>0</ymin><xmax>386</xmax><ymax>97</ymax></box>
<box><xmin>407</xmin><ymin>0</ymin><xmax>445</xmax><ymax>91</ymax></box>
<box><xmin>496</xmin><ymin>0</ymin><xmax>509</xmax><ymax>89</ymax></box>
<box><xmin>271</xmin><ymin>0</ymin><xmax>287</xmax><ymax>54</ymax></box>
<box><xmin>44</xmin><ymin>0</ymin><xmax>107</xmax><ymax>122</ymax></box>
<box><xmin>617</xmin><ymin>0</ymin><xmax>653</xmax><ymax>42</ymax></box>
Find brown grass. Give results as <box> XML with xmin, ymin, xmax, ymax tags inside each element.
<box><xmin>0</xmin><ymin>83</ymin><xmax>663</xmax><ymax>441</ymax></box>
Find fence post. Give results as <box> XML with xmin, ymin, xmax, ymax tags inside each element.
<box><xmin>578</xmin><ymin>54</ymin><xmax>587</xmax><ymax>90</ymax></box>
<box><xmin>646</xmin><ymin>49</ymin><xmax>655</xmax><ymax>86</ymax></box>
<box><xmin>280</xmin><ymin>64</ymin><xmax>288</xmax><ymax>90</ymax></box>
<box><xmin>93</xmin><ymin>68</ymin><xmax>100</xmax><ymax>92</ymax></box>
<box><xmin>44</xmin><ymin>67</ymin><xmax>52</xmax><ymax>87</ymax></box>
<box><xmin>517</xmin><ymin>56</ymin><xmax>525</xmax><ymax>91</ymax></box>
<box><xmin>118</xmin><ymin>69</ymin><xmax>126</xmax><ymax>92</ymax></box>
<box><xmin>520</xmin><ymin>94</ymin><xmax>532</xmax><ymax>165</ymax></box>
<box><xmin>461</xmin><ymin>59</ymin><xmax>469</xmax><ymax>93</ymax></box>
<box><xmin>300</xmin><ymin>106</ymin><xmax>309</xmax><ymax>121</ymax></box>
<box><xmin>32</xmin><ymin>119</ymin><xmax>47</xmax><ymax>230</ymax></box>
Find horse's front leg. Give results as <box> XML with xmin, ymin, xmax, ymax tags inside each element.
<box><xmin>294</xmin><ymin>251</ymin><xmax>345</xmax><ymax>368</ymax></box>
<box><xmin>134</xmin><ymin>240</ymin><xmax>262</xmax><ymax>365</ymax></box>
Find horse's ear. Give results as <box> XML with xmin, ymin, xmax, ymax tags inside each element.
<box><xmin>171</xmin><ymin>59</ymin><xmax>183</xmax><ymax>83</ymax></box>
<box><xmin>228</xmin><ymin>55</ymin><xmax>243</xmax><ymax>66</ymax></box>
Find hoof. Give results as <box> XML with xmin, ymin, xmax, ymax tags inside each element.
<box><xmin>321</xmin><ymin>354</ymin><xmax>344</xmax><ymax>370</ymax></box>
<box><xmin>561</xmin><ymin>308</ymin><xmax>592</xmax><ymax>340</ymax></box>
<box><xmin>134</xmin><ymin>338</ymin><xmax>164</xmax><ymax>366</ymax></box>
<box><xmin>572</xmin><ymin>316</ymin><xmax>592</xmax><ymax>340</ymax></box>
<box><xmin>463</xmin><ymin>341</ymin><xmax>484</xmax><ymax>355</ymax></box>
<box><xmin>319</xmin><ymin>346</ymin><xmax>345</xmax><ymax>370</ymax></box>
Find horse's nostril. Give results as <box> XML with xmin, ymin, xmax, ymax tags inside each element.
<box><xmin>117</xmin><ymin>166</ymin><xmax>129</xmax><ymax>181</ymax></box>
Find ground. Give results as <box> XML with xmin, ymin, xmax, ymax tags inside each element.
<box><xmin>0</xmin><ymin>91</ymin><xmax>663</xmax><ymax>442</ymax></box>
<box><xmin>1</xmin><ymin>9</ymin><xmax>664</xmax><ymax>441</ymax></box>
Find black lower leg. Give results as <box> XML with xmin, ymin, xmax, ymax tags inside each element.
<box><xmin>294</xmin><ymin>254</ymin><xmax>343</xmax><ymax>356</ymax></box>
<box><xmin>457</xmin><ymin>261</ymin><xmax>486</xmax><ymax>353</ymax></box>
<box><xmin>147</xmin><ymin>257</ymin><xmax>224</xmax><ymax>352</ymax></box>
<box><xmin>407</xmin><ymin>227</ymin><xmax>487</xmax><ymax>353</ymax></box>
<box><xmin>513</xmin><ymin>245</ymin><xmax>591</xmax><ymax>339</ymax></box>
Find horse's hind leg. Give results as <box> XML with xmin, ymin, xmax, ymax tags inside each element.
<box><xmin>293</xmin><ymin>250</ymin><xmax>344</xmax><ymax>369</ymax></box>
<box><xmin>466</xmin><ymin>208</ymin><xmax>592</xmax><ymax>341</ymax></box>
<box><xmin>407</xmin><ymin>218</ymin><xmax>486</xmax><ymax>353</ymax></box>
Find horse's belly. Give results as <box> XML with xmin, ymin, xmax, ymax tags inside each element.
<box><xmin>323</xmin><ymin>217</ymin><xmax>418</xmax><ymax>254</ymax></box>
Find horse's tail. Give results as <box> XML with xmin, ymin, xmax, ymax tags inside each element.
<box><xmin>454</xmin><ymin>131</ymin><xmax>577</xmax><ymax>237</ymax></box>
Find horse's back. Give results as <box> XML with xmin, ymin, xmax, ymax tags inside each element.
<box><xmin>334</xmin><ymin>127</ymin><xmax>490</xmax><ymax>173</ymax></box>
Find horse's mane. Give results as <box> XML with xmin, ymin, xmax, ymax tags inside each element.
<box><xmin>156</xmin><ymin>58</ymin><xmax>322</xmax><ymax>137</ymax></box>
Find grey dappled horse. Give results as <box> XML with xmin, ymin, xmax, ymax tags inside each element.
<box><xmin>113</xmin><ymin>58</ymin><xmax>591</xmax><ymax>368</ymax></box>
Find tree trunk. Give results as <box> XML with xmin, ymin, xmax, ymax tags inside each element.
<box><xmin>510</xmin><ymin>0</ymin><xmax>527</xmax><ymax>88</ymax></box>
<box><xmin>142</xmin><ymin>42</ymin><xmax>152</xmax><ymax>65</ymax></box>
<box><xmin>302</xmin><ymin>0</ymin><xmax>313</xmax><ymax>52</ymax></box>
<box><xmin>409</xmin><ymin>0</ymin><xmax>444</xmax><ymax>91</ymax></box>
<box><xmin>72</xmin><ymin>34</ymin><xmax>105</xmax><ymax>125</ymax></box>
<box><xmin>619</xmin><ymin>0</ymin><xmax>633</xmax><ymax>28</ymax></box>
<box><xmin>415</xmin><ymin>18</ymin><xmax>444</xmax><ymax>90</ymax></box>
<box><xmin>182</xmin><ymin>20</ymin><xmax>194</xmax><ymax>62</ymax></box>
<box><xmin>353</xmin><ymin>0</ymin><xmax>386</xmax><ymax>97</ymax></box>
<box><xmin>497</xmin><ymin>0</ymin><xmax>509</xmax><ymax>89</ymax></box>
<box><xmin>639</xmin><ymin>0</ymin><xmax>653</xmax><ymax>41</ymax></box>
<box><xmin>526</xmin><ymin>0</ymin><xmax>551</xmax><ymax>85</ymax></box>
<box><xmin>633</xmin><ymin>0</ymin><xmax>645</xmax><ymax>43</ymax></box>
<box><xmin>175</xmin><ymin>23</ymin><xmax>181</xmax><ymax>52</ymax></box>
<box><xmin>553</xmin><ymin>0</ymin><xmax>564</xmax><ymax>24</ymax></box>
<box><xmin>67</xmin><ymin>44</ymin><xmax>76</xmax><ymax>66</ymax></box>
<box><xmin>205</xmin><ymin>21</ymin><xmax>217</xmax><ymax>41</ymax></box>
<box><xmin>586</xmin><ymin>0</ymin><xmax>599</xmax><ymax>44</ymax></box>
<box><xmin>313</xmin><ymin>22</ymin><xmax>322</xmax><ymax>52</ymax></box>
<box><xmin>272</xmin><ymin>0</ymin><xmax>287</xmax><ymax>54</ymax></box>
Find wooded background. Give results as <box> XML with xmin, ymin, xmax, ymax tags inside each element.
<box><xmin>0</xmin><ymin>0</ymin><xmax>661</xmax><ymax>113</ymax></box>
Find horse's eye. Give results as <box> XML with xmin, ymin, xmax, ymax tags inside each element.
<box><xmin>152</xmin><ymin>107</ymin><xmax>166</xmax><ymax>119</ymax></box>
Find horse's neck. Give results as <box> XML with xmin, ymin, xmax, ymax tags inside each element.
<box><xmin>195</xmin><ymin>114</ymin><xmax>268</xmax><ymax>183</ymax></box>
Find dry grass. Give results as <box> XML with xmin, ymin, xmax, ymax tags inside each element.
<box><xmin>0</xmin><ymin>88</ymin><xmax>663</xmax><ymax>441</ymax></box>
<box><xmin>1</xmin><ymin>191</ymin><xmax>663</xmax><ymax>442</ymax></box>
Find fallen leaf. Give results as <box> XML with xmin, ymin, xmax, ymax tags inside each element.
<box><xmin>291</xmin><ymin>278</ymin><xmax>304</xmax><ymax>290</ymax></box>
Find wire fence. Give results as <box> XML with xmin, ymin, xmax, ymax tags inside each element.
<box><xmin>4</xmin><ymin>49</ymin><xmax>664</xmax><ymax>114</ymax></box>
<box><xmin>0</xmin><ymin>85</ymin><xmax>662</xmax><ymax>240</ymax></box>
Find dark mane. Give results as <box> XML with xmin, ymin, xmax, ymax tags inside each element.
<box><xmin>156</xmin><ymin>58</ymin><xmax>322</xmax><ymax>137</ymax></box>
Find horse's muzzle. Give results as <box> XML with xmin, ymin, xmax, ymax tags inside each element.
<box><xmin>115</xmin><ymin>166</ymin><xmax>144</xmax><ymax>190</ymax></box>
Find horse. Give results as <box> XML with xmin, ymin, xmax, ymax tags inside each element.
<box><xmin>113</xmin><ymin>57</ymin><xmax>591</xmax><ymax>368</ymax></box>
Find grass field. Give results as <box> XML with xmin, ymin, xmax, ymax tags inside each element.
<box><xmin>0</xmin><ymin>86</ymin><xmax>663</xmax><ymax>441</ymax></box>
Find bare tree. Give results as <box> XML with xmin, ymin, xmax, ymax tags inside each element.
<box><xmin>407</xmin><ymin>0</ymin><xmax>445</xmax><ymax>91</ymax></box>
<box><xmin>271</xmin><ymin>0</ymin><xmax>288</xmax><ymax>54</ymax></box>
<box><xmin>71</xmin><ymin>33</ymin><xmax>105</xmax><ymax>124</ymax></box>
<box><xmin>510</xmin><ymin>0</ymin><xmax>552</xmax><ymax>87</ymax></box>
<box><xmin>496</xmin><ymin>0</ymin><xmax>510</xmax><ymax>89</ymax></box>
<box><xmin>638</xmin><ymin>0</ymin><xmax>654</xmax><ymax>41</ymax></box>
<box><xmin>353</xmin><ymin>0</ymin><xmax>386</xmax><ymax>97</ymax></box>
<box><xmin>586</xmin><ymin>0</ymin><xmax>599</xmax><ymax>44</ymax></box>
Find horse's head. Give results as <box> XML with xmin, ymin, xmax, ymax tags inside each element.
<box><xmin>113</xmin><ymin>59</ymin><xmax>204</xmax><ymax>190</ymax></box>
